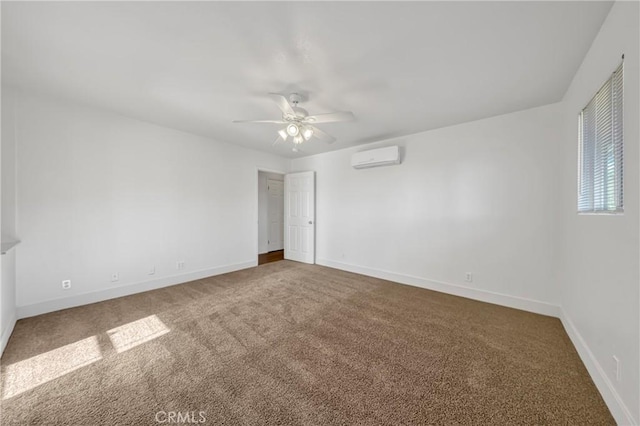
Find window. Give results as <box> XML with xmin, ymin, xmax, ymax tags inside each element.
<box><xmin>578</xmin><ymin>61</ymin><xmax>624</xmax><ymax>214</ymax></box>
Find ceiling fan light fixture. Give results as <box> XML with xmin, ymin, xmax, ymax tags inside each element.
<box><xmin>286</xmin><ymin>123</ymin><xmax>299</xmax><ymax>137</ymax></box>
<box><xmin>293</xmin><ymin>135</ymin><xmax>304</xmax><ymax>144</ymax></box>
<box><xmin>278</xmin><ymin>129</ymin><xmax>288</xmax><ymax>140</ymax></box>
<box><xmin>302</xmin><ymin>127</ymin><xmax>313</xmax><ymax>141</ymax></box>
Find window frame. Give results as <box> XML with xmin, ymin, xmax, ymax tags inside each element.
<box><xmin>577</xmin><ymin>60</ymin><xmax>624</xmax><ymax>215</ymax></box>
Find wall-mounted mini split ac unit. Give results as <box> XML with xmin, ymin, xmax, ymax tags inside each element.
<box><xmin>351</xmin><ymin>146</ymin><xmax>401</xmax><ymax>169</ymax></box>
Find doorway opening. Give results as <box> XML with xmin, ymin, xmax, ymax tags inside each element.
<box><xmin>258</xmin><ymin>170</ymin><xmax>285</xmax><ymax>265</ymax></box>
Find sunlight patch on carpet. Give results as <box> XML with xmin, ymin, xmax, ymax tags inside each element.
<box><xmin>107</xmin><ymin>315</ymin><xmax>169</xmax><ymax>353</ymax></box>
<box><xmin>2</xmin><ymin>336</ymin><xmax>102</xmax><ymax>399</ymax></box>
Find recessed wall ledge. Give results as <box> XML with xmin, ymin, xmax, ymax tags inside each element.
<box><xmin>1</xmin><ymin>240</ymin><xmax>20</xmax><ymax>255</ymax></box>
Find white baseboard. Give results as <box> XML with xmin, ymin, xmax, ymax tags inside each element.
<box><xmin>560</xmin><ymin>310</ymin><xmax>637</xmax><ymax>426</ymax></box>
<box><xmin>1</xmin><ymin>312</ymin><xmax>17</xmax><ymax>357</ymax></box>
<box><xmin>317</xmin><ymin>258</ymin><xmax>560</xmax><ymax>317</ymax></box>
<box><xmin>317</xmin><ymin>258</ymin><xmax>636</xmax><ymax>424</ymax></box>
<box><xmin>8</xmin><ymin>257</ymin><xmax>635</xmax><ymax>424</ymax></box>
<box><xmin>16</xmin><ymin>260</ymin><xmax>257</xmax><ymax>319</ymax></box>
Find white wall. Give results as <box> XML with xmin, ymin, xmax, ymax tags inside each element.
<box><xmin>258</xmin><ymin>171</ymin><xmax>284</xmax><ymax>254</ymax></box>
<box><xmin>1</xmin><ymin>87</ymin><xmax>18</xmax><ymax>354</ymax></box>
<box><xmin>1</xmin><ymin>251</ymin><xmax>17</xmax><ymax>353</ymax></box>
<box><xmin>558</xmin><ymin>2</ymin><xmax>639</xmax><ymax>424</ymax></box>
<box><xmin>5</xmin><ymin>87</ymin><xmax>289</xmax><ymax>317</ymax></box>
<box><xmin>292</xmin><ymin>102</ymin><xmax>564</xmax><ymax>315</ymax></box>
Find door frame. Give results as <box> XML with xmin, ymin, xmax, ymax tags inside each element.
<box><xmin>255</xmin><ymin>167</ymin><xmax>287</xmax><ymax>264</ymax></box>
<box><xmin>267</xmin><ymin>178</ymin><xmax>284</xmax><ymax>252</ymax></box>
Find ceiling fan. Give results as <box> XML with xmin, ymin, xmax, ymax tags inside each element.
<box><xmin>233</xmin><ymin>93</ymin><xmax>355</xmax><ymax>146</ymax></box>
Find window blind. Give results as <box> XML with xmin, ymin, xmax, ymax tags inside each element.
<box><xmin>578</xmin><ymin>61</ymin><xmax>623</xmax><ymax>213</ymax></box>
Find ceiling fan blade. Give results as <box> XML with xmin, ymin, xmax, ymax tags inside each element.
<box><xmin>304</xmin><ymin>111</ymin><xmax>355</xmax><ymax>124</ymax></box>
<box><xmin>268</xmin><ymin>93</ymin><xmax>296</xmax><ymax>116</ymax></box>
<box><xmin>232</xmin><ymin>119</ymin><xmax>286</xmax><ymax>124</ymax></box>
<box><xmin>309</xmin><ymin>125</ymin><xmax>337</xmax><ymax>144</ymax></box>
<box><xmin>272</xmin><ymin>135</ymin><xmax>283</xmax><ymax>146</ymax></box>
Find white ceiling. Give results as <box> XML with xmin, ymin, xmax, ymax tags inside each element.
<box><xmin>1</xmin><ymin>1</ymin><xmax>612</xmax><ymax>158</ymax></box>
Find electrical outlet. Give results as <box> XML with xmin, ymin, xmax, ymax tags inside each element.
<box><xmin>613</xmin><ymin>355</ymin><xmax>621</xmax><ymax>382</ymax></box>
<box><xmin>465</xmin><ymin>272</ymin><xmax>473</xmax><ymax>283</ymax></box>
<box><xmin>148</xmin><ymin>266</ymin><xmax>156</xmax><ymax>275</ymax></box>
<box><xmin>111</xmin><ymin>272</ymin><xmax>119</xmax><ymax>282</ymax></box>
<box><xmin>177</xmin><ymin>261</ymin><xmax>185</xmax><ymax>270</ymax></box>
<box><xmin>62</xmin><ymin>280</ymin><xmax>71</xmax><ymax>290</ymax></box>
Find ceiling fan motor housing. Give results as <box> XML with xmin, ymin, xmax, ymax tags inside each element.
<box><xmin>289</xmin><ymin>93</ymin><xmax>303</xmax><ymax>105</ymax></box>
<box><xmin>291</xmin><ymin>107</ymin><xmax>308</xmax><ymax>119</ymax></box>
<box><xmin>286</xmin><ymin>93</ymin><xmax>307</xmax><ymax>119</ymax></box>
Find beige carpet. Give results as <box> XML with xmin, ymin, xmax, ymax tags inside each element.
<box><xmin>1</xmin><ymin>261</ymin><xmax>613</xmax><ymax>425</ymax></box>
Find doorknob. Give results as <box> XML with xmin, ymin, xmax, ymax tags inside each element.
<box><xmin>308</xmin><ymin>220</ymin><xmax>313</xmax><ymax>225</ymax></box>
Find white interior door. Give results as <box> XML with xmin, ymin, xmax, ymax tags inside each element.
<box><xmin>284</xmin><ymin>171</ymin><xmax>315</xmax><ymax>264</ymax></box>
<box><xmin>267</xmin><ymin>179</ymin><xmax>284</xmax><ymax>251</ymax></box>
